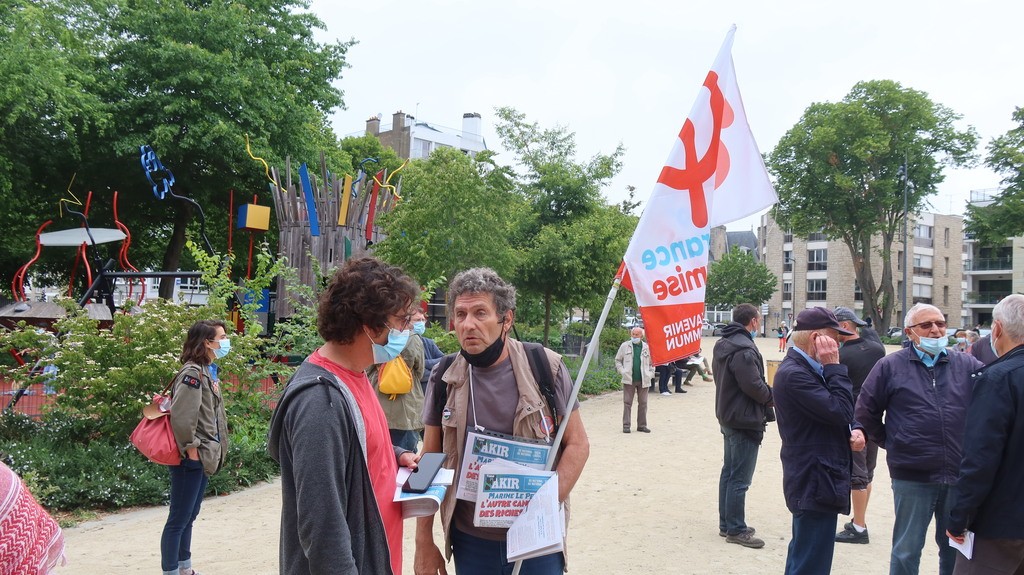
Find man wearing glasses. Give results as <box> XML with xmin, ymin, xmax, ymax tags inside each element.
<box><xmin>857</xmin><ymin>303</ymin><xmax>984</xmax><ymax>575</ymax></box>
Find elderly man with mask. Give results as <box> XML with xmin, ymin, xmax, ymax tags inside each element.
<box><xmin>615</xmin><ymin>326</ymin><xmax>655</xmax><ymax>433</ymax></box>
<box><xmin>773</xmin><ymin>307</ymin><xmax>865</xmax><ymax>575</ymax></box>
<box><xmin>946</xmin><ymin>294</ymin><xmax>1024</xmax><ymax>574</ymax></box>
<box><xmin>857</xmin><ymin>303</ymin><xmax>984</xmax><ymax>575</ymax></box>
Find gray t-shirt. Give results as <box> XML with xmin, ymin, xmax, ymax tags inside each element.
<box><xmin>422</xmin><ymin>352</ymin><xmax>578</xmax><ymax>540</ymax></box>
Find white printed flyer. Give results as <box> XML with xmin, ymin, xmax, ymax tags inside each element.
<box><xmin>456</xmin><ymin>430</ymin><xmax>551</xmax><ymax>502</ymax></box>
<box><xmin>473</xmin><ymin>459</ymin><xmax>555</xmax><ymax>529</ymax></box>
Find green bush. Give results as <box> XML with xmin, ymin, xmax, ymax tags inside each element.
<box><xmin>0</xmin><ymin>412</ymin><xmax>274</xmax><ymax>511</ymax></box>
<box><xmin>563</xmin><ymin>355</ymin><xmax>622</xmax><ymax>397</ymax></box>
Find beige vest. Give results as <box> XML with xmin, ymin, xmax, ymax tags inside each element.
<box><xmin>437</xmin><ymin>339</ymin><xmax>571</xmax><ymax>566</ymax></box>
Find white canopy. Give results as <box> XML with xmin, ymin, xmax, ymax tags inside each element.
<box><xmin>38</xmin><ymin>228</ymin><xmax>126</xmax><ymax>247</ymax></box>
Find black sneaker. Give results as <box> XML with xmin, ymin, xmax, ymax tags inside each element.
<box><xmin>622</xmin><ymin>426</ymin><xmax>630</xmax><ymax>434</ymax></box>
<box><xmin>725</xmin><ymin>530</ymin><xmax>765</xmax><ymax>549</ymax></box>
<box><xmin>835</xmin><ymin>523</ymin><xmax>869</xmax><ymax>544</ymax></box>
<box><xmin>719</xmin><ymin>526</ymin><xmax>756</xmax><ymax>538</ymax></box>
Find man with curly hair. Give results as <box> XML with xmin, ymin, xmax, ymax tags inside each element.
<box><xmin>415</xmin><ymin>267</ymin><xmax>591</xmax><ymax>575</ymax></box>
<box><xmin>269</xmin><ymin>257</ymin><xmax>421</xmax><ymax>575</ymax></box>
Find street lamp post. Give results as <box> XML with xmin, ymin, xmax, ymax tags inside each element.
<box><xmin>898</xmin><ymin>156</ymin><xmax>915</xmax><ymax>326</ymax></box>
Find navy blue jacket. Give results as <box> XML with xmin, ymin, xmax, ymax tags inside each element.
<box><xmin>773</xmin><ymin>348</ymin><xmax>858</xmax><ymax>514</ymax></box>
<box><xmin>856</xmin><ymin>347</ymin><xmax>983</xmax><ymax>483</ymax></box>
<box><xmin>420</xmin><ymin>336</ymin><xmax>445</xmax><ymax>389</ymax></box>
<box><xmin>948</xmin><ymin>345</ymin><xmax>1024</xmax><ymax>539</ymax></box>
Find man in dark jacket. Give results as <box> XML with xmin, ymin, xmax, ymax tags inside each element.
<box><xmin>833</xmin><ymin>306</ymin><xmax>886</xmax><ymax>545</ymax></box>
<box><xmin>857</xmin><ymin>303</ymin><xmax>984</xmax><ymax>575</ymax></box>
<box><xmin>712</xmin><ymin>303</ymin><xmax>773</xmax><ymax>549</ymax></box>
<box><xmin>774</xmin><ymin>307</ymin><xmax>865</xmax><ymax>575</ymax></box>
<box><xmin>947</xmin><ymin>294</ymin><xmax>1024</xmax><ymax>573</ymax></box>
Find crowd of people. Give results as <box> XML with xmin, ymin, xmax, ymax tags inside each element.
<box><xmin>7</xmin><ymin>256</ymin><xmax>1024</xmax><ymax>575</ymax></box>
<box><xmin>708</xmin><ymin>299</ymin><xmax>1024</xmax><ymax>575</ymax></box>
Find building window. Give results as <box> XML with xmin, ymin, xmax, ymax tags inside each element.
<box><xmin>807</xmin><ymin>231</ymin><xmax>828</xmax><ymax>242</ymax></box>
<box><xmin>783</xmin><ymin>230</ymin><xmax>793</xmax><ymax>243</ymax></box>
<box><xmin>944</xmin><ymin>227</ymin><xmax>950</xmax><ymax>247</ymax></box>
<box><xmin>914</xmin><ymin>224</ymin><xmax>933</xmax><ymax>248</ymax></box>
<box><xmin>854</xmin><ymin>281</ymin><xmax>863</xmax><ymax>302</ymax></box>
<box><xmin>943</xmin><ymin>286</ymin><xmax>949</xmax><ymax>306</ymax></box>
<box><xmin>913</xmin><ymin>254</ymin><xmax>933</xmax><ymax>277</ymax></box>
<box><xmin>783</xmin><ymin>250</ymin><xmax>793</xmax><ymax>272</ymax></box>
<box><xmin>807</xmin><ymin>279</ymin><xmax>827</xmax><ymax>301</ymax></box>
<box><xmin>944</xmin><ymin>256</ymin><xmax>949</xmax><ymax>277</ymax></box>
<box><xmin>897</xmin><ymin>251</ymin><xmax>903</xmax><ymax>271</ymax></box>
<box><xmin>782</xmin><ymin>281</ymin><xmax>793</xmax><ymax>301</ymax></box>
<box><xmin>180</xmin><ymin>276</ymin><xmax>204</xmax><ymax>291</ymax></box>
<box><xmin>912</xmin><ymin>284</ymin><xmax>932</xmax><ymax>304</ymax></box>
<box><xmin>412</xmin><ymin>138</ymin><xmax>433</xmax><ymax>159</ymax></box>
<box><xmin>807</xmin><ymin>249</ymin><xmax>827</xmax><ymax>271</ymax></box>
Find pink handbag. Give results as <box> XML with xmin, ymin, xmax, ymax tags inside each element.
<box><xmin>129</xmin><ymin>381</ymin><xmax>182</xmax><ymax>466</ymax></box>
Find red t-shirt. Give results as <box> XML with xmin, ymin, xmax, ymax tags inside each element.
<box><xmin>310</xmin><ymin>350</ymin><xmax>403</xmax><ymax>574</ymax></box>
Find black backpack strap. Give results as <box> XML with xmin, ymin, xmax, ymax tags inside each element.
<box><xmin>522</xmin><ymin>342</ymin><xmax>560</xmax><ymax>427</ymax></box>
<box><xmin>433</xmin><ymin>344</ymin><xmax>561</xmax><ymax>430</ymax></box>
<box><xmin>433</xmin><ymin>353</ymin><xmax>458</xmax><ymax>421</ymax></box>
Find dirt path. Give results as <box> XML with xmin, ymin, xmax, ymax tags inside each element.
<box><xmin>55</xmin><ymin>338</ymin><xmax>941</xmax><ymax>574</ymax></box>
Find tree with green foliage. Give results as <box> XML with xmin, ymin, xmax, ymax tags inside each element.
<box><xmin>768</xmin><ymin>80</ymin><xmax>977</xmax><ymax>331</ymax></box>
<box><xmin>374</xmin><ymin>147</ymin><xmax>525</xmax><ymax>286</ymax></box>
<box><xmin>965</xmin><ymin>107</ymin><xmax>1024</xmax><ymax>243</ymax></box>
<box><xmin>494</xmin><ymin>107</ymin><xmax>626</xmax><ymax>344</ymax></box>
<box><xmin>706</xmin><ymin>246</ymin><xmax>777</xmax><ymax>308</ymax></box>
<box><xmin>0</xmin><ymin>0</ymin><xmax>108</xmax><ymax>282</ymax></box>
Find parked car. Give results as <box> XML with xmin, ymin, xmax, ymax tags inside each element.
<box><xmin>709</xmin><ymin>322</ymin><xmax>728</xmax><ymax>336</ymax></box>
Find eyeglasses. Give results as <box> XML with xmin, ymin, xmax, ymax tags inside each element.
<box><xmin>390</xmin><ymin>313</ymin><xmax>414</xmax><ymax>331</ymax></box>
<box><xmin>908</xmin><ymin>320</ymin><xmax>947</xmax><ymax>331</ymax></box>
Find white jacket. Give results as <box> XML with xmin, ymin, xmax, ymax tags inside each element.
<box><xmin>615</xmin><ymin>340</ymin><xmax>655</xmax><ymax>386</ymax></box>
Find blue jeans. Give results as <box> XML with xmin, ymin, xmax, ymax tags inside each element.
<box><xmin>719</xmin><ymin>426</ymin><xmax>760</xmax><ymax>535</ymax></box>
<box><xmin>890</xmin><ymin>479</ymin><xmax>955</xmax><ymax>575</ymax></box>
<box><xmin>390</xmin><ymin>428</ymin><xmax>420</xmax><ymax>453</ymax></box>
<box><xmin>451</xmin><ymin>524</ymin><xmax>564</xmax><ymax>575</ymax></box>
<box><xmin>784</xmin><ymin>509</ymin><xmax>838</xmax><ymax>574</ymax></box>
<box><xmin>161</xmin><ymin>458</ymin><xmax>208</xmax><ymax>573</ymax></box>
<box><xmin>657</xmin><ymin>365</ymin><xmax>682</xmax><ymax>393</ymax></box>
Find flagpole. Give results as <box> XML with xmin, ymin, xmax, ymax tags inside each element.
<box><xmin>510</xmin><ymin>276</ymin><xmax>621</xmax><ymax>575</ymax></box>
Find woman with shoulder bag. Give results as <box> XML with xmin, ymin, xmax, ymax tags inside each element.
<box><xmin>161</xmin><ymin>319</ymin><xmax>230</xmax><ymax>575</ymax></box>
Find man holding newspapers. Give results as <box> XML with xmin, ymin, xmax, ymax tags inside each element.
<box><xmin>415</xmin><ymin>268</ymin><xmax>591</xmax><ymax>575</ymax></box>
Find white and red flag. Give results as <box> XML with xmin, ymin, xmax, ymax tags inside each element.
<box><xmin>621</xmin><ymin>26</ymin><xmax>777</xmax><ymax>366</ymax></box>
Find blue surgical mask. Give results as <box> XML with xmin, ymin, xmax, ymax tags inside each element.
<box><xmin>916</xmin><ymin>336</ymin><xmax>947</xmax><ymax>356</ymax></box>
<box><xmin>412</xmin><ymin>321</ymin><xmax>426</xmax><ymax>335</ymax></box>
<box><xmin>631</xmin><ymin>337</ymin><xmax>642</xmax><ymax>344</ymax></box>
<box><xmin>370</xmin><ymin>328</ymin><xmax>411</xmax><ymax>363</ymax></box>
<box><xmin>750</xmin><ymin>330</ymin><xmax>758</xmax><ymax>339</ymax></box>
<box><xmin>213</xmin><ymin>338</ymin><xmax>231</xmax><ymax>359</ymax></box>
<box><xmin>990</xmin><ymin>335</ymin><xmax>999</xmax><ymax>358</ymax></box>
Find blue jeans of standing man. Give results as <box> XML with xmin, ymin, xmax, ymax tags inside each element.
<box><xmin>719</xmin><ymin>426</ymin><xmax>760</xmax><ymax>535</ymax></box>
<box><xmin>161</xmin><ymin>458</ymin><xmax>209</xmax><ymax>574</ymax></box>
<box><xmin>890</xmin><ymin>479</ymin><xmax>955</xmax><ymax>575</ymax></box>
<box><xmin>451</xmin><ymin>524</ymin><xmax>564</xmax><ymax>574</ymax></box>
<box><xmin>784</xmin><ymin>509</ymin><xmax>839</xmax><ymax>574</ymax></box>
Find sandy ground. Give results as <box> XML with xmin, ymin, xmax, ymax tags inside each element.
<box><xmin>54</xmin><ymin>337</ymin><xmax>945</xmax><ymax>574</ymax></box>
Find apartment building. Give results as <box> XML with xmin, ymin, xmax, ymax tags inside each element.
<box><xmin>364</xmin><ymin>110</ymin><xmax>487</xmax><ymax>160</ymax></box>
<box><xmin>757</xmin><ymin>211</ymin><xmax>963</xmax><ymax>332</ymax></box>
<box><xmin>962</xmin><ymin>188</ymin><xmax>1024</xmax><ymax>328</ymax></box>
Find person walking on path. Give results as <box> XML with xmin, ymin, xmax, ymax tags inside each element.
<box><xmin>616</xmin><ymin>327</ymin><xmax>655</xmax><ymax>433</ymax></box>
<box><xmin>712</xmin><ymin>303</ymin><xmax>773</xmax><ymax>549</ymax></box>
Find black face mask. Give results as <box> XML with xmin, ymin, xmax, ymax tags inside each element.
<box><xmin>461</xmin><ymin>326</ymin><xmax>507</xmax><ymax>368</ymax></box>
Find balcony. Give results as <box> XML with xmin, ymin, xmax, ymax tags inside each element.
<box><xmin>913</xmin><ymin>237</ymin><xmax>933</xmax><ymax>248</ymax></box>
<box><xmin>964</xmin><ymin>291</ymin><xmax>1007</xmax><ymax>305</ymax></box>
<box><xmin>963</xmin><ymin>257</ymin><xmax>1013</xmax><ymax>272</ymax></box>
<box><xmin>912</xmin><ymin>267</ymin><xmax>933</xmax><ymax>278</ymax></box>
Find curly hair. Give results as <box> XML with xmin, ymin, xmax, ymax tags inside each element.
<box><xmin>180</xmin><ymin>320</ymin><xmax>227</xmax><ymax>365</ymax></box>
<box><xmin>447</xmin><ymin>268</ymin><xmax>517</xmax><ymax>317</ymax></box>
<box><xmin>317</xmin><ymin>257</ymin><xmax>420</xmax><ymax>344</ymax></box>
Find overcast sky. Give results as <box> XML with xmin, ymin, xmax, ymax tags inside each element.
<box><xmin>307</xmin><ymin>0</ymin><xmax>1021</xmax><ymax>232</ymax></box>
